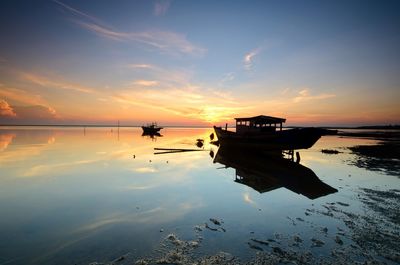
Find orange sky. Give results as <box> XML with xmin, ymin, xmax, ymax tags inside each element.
<box><xmin>1</xmin><ymin>1</ymin><xmax>399</xmax><ymax>126</ymax></box>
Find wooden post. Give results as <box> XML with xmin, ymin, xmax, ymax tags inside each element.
<box><xmin>280</xmin><ymin>122</ymin><xmax>282</xmax><ymax>131</ymax></box>
<box><xmin>225</xmin><ymin>123</ymin><xmax>228</xmax><ymax>130</ymax></box>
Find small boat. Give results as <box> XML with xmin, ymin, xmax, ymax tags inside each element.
<box><xmin>213</xmin><ymin>115</ymin><xmax>336</xmax><ymax>150</ymax></box>
<box><xmin>142</xmin><ymin>122</ymin><xmax>163</xmax><ymax>134</ymax></box>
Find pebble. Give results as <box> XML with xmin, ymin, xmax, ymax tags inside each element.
<box><xmin>210</xmin><ymin>218</ymin><xmax>221</xmax><ymax>225</ymax></box>
<box><xmin>248</xmin><ymin>242</ymin><xmax>263</xmax><ymax>251</ymax></box>
<box><xmin>251</xmin><ymin>238</ymin><xmax>269</xmax><ymax>246</ymax></box>
<box><xmin>311</xmin><ymin>238</ymin><xmax>325</xmax><ymax>247</ymax></box>
<box><xmin>335</xmin><ymin>235</ymin><xmax>344</xmax><ymax>245</ymax></box>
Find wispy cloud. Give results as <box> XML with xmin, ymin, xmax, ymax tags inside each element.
<box><xmin>244</xmin><ymin>47</ymin><xmax>262</xmax><ymax>70</ymax></box>
<box><xmin>0</xmin><ymin>86</ymin><xmax>56</xmax><ymax>113</ymax></box>
<box><xmin>131</xmin><ymin>80</ymin><xmax>159</xmax><ymax>87</ymax></box>
<box><xmin>154</xmin><ymin>0</ymin><xmax>171</xmax><ymax>16</ymax></box>
<box><xmin>219</xmin><ymin>72</ymin><xmax>235</xmax><ymax>85</ymax></box>
<box><xmin>52</xmin><ymin>0</ymin><xmax>107</xmax><ymax>27</ymax></box>
<box><xmin>21</xmin><ymin>72</ymin><xmax>95</xmax><ymax>93</ymax></box>
<box><xmin>128</xmin><ymin>64</ymin><xmax>155</xmax><ymax>69</ymax></box>
<box><xmin>54</xmin><ymin>0</ymin><xmax>205</xmax><ymax>56</ymax></box>
<box><xmin>79</xmin><ymin>22</ymin><xmax>206</xmax><ymax>56</ymax></box>
<box><xmin>292</xmin><ymin>89</ymin><xmax>336</xmax><ymax>103</ymax></box>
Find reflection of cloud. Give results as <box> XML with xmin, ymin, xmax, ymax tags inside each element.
<box><xmin>243</xmin><ymin>192</ymin><xmax>255</xmax><ymax>205</ymax></box>
<box><xmin>0</xmin><ymin>99</ymin><xmax>16</xmax><ymax>117</ymax></box>
<box><xmin>22</xmin><ymin>159</ymin><xmax>96</xmax><ymax>177</ymax></box>
<box><xmin>154</xmin><ymin>0</ymin><xmax>171</xmax><ymax>16</ymax></box>
<box><xmin>124</xmin><ymin>184</ymin><xmax>157</xmax><ymax>190</ymax></box>
<box><xmin>0</xmin><ymin>133</ymin><xmax>15</xmax><ymax>151</ymax></box>
<box><xmin>134</xmin><ymin>167</ymin><xmax>158</xmax><ymax>173</ymax></box>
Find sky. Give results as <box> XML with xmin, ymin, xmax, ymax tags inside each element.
<box><xmin>0</xmin><ymin>0</ymin><xmax>399</xmax><ymax>126</ymax></box>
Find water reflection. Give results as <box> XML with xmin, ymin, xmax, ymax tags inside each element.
<box><xmin>142</xmin><ymin>131</ymin><xmax>163</xmax><ymax>140</ymax></box>
<box><xmin>213</xmin><ymin>146</ymin><xmax>338</xmax><ymax>199</ymax></box>
<box><xmin>2</xmin><ymin>127</ymin><xmax>397</xmax><ymax>265</ymax></box>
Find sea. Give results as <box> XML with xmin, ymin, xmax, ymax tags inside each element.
<box><xmin>0</xmin><ymin>126</ymin><xmax>398</xmax><ymax>264</ymax></box>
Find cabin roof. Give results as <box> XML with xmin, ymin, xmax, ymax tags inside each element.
<box><xmin>235</xmin><ymin>115</ymin><xmax>286</xmax><ymax>124</ymax></box>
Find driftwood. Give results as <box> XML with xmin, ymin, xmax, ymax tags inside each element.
<box><xmin>154</xmin><ymin>148</ymin><xmax>207</xmax><ymax>155</ymax></box>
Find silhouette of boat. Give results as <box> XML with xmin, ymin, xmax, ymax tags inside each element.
<box><xmin>214</xmin><ymin>115</ymin><xmax>336</xmax><ymax>150</ymax></box>
<box><xmin>142</xmin><ymin>122</ymin><xmax>163</xmax><ymax>134</ymax></box>
<box><xmin>142</xmin><ymin>131</ymin><xmax>162</xmax><ymax>140</ymax></box>
<box><xmin>213</xmin><ymin>146</ymin><xmax>337</xmax><ymax>199</ymax></box>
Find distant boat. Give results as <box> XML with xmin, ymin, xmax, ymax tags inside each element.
<box><xmin>213</xmin><ymin>115</ymin><xmax>336</xmax><ymax>150</ymax></box>
<box><xmin>142</xmin><ymin>122</ymin><xmax>163</xmax><ymax>134</ymax></box>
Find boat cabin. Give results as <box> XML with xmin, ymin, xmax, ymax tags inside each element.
<box><xmin>235</xmin><ymin>115</ymin><xmax>286</xmax><ymax>134</ymax></box>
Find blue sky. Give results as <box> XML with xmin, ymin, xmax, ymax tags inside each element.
<box><xmin>0</xmin><ymin>0</ymin><xmax>399</xmax><ymax>126</ymax></box>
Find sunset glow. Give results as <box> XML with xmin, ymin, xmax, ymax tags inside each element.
<box><xmin>0</xmin><ymin>1</ymin><xmax>399</xmax><ymax>126</ymax></box>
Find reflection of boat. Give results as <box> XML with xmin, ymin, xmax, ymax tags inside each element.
<box><xmin>214</xmin><ymin>115</ymin><xmax>336</xmax><ymax>150</ymax></box>
<box><xmin>142</xmin><ymin>123</ymin><xmax>163</xmax><ymax>134</ymax></box>
<box><xmin>142</xmin><ymin>131</ymin><xmax>162</xmax><ymax>140</ymax></box>
<box><xmin>213</xmin><ymin>146</ymin><xmax>337</xmax><ymax>199</ymax></box>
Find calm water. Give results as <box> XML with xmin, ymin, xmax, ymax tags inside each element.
<box><xmin>0</xmin><ymin>127</ymin><xmax>398</xmax><ymax>264</ymax></box>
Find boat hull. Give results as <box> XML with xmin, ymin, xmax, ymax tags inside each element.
<box><xmin>142</xmin><ymin>126</ymin><xmax>162</xmax><ymax>134</ymax></box>
<box><xmin>213</xmin><ymin>126</ymin><xmax>331</xmax><ymax>150</ymax></box>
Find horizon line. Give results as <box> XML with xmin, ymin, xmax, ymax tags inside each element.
<box><xmin>1</xmin><ymin>124</ymin><xmax>399</xmax><ymax>129</ymax></box>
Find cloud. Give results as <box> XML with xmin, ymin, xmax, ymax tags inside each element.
<box><xmin>79</xmin><ymin>22</ymin><xmax>206</xmax><ymax>56</ymax></box>
<box><xmin>128</xmin><ymin>64</ymin><xmax>155</xmax><ymax>69</ymax></box>
<box><xmin>0</xmin><ymin>99</ymin><xmax>16</xmax><ymax>117</ymax></box>
<box><xmin>55</xmin><ymin>0</ymin><xmax>205</xmax><ymax>56</ymax></box>
<box><xmin>219</xmin><ymin>72</ymin><xmax>235</xmax><ymax>85</ymax></box>
<box><xmin>154</xmin><ymin>0</ymin><xmax>171</xmax><ymax>16</ymax></box>
<box><xmin>292</xmin><ymin>89</ymin><xmax>336</xmax><ymax>103</ymax></box>
<box><xmin>113</xmin><ymin>86</ymin><xmax>250</xmax><ymax>123</ymax></box>
<box><xmin>0</xmin><ymin>90</ymin><xmax>58</xmax><ymax>123</ymax></box>
<box><xmin>131</xmin><ymin>80</ymin><xmax>159</xmax><ymax>87</ymax></box>
<box><xmin>13</xmin><ymin>105</ymin><xmax>57</xmax><ymax>120</ymax></box>
<box><xmin>53</xmin><ymin>0</ymin><xmax>107</xmax><ymax>27</ymax></box>
<box><xmin>244</xmin><ymin>47</ymin><xmax>262</xmax><ymax>70</ymax></box>
<box><xmin>0</xmin><ymin>86</ymin><xmax>48</xmax><ymax>107</ymax></box>
<box><xmin>0</xmin><ymin>103</ymin><xmax>58</xmax><ymax>124</ymax></box>
<box><xmin>21</xmin><ymin>72</ymin><xmax>95</xmax><ymax>93</ymax></box>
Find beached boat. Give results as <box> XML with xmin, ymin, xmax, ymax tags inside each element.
<box><xmin>213</xmin><ymin>115</ymin><xmax>336</xmax><ymax>150</ymax></box>
<box><xmin>142</xmin><ymin>122</ymin><xmax>163</xmax><ymax>134</ymax></box>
